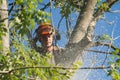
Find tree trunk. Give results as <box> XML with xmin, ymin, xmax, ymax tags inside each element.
<box><xmin>69</xmin><ymin>0</ymin><xmax>97</xmax><ymax>44</ymax></box>
<box><xmin>0</xmin><ymin>0</ymin><xmax>9</xmax><ymax>55</ymax></box>
<box><xmin>54</xmin><ymin>0</ymin><xmax>97</xmax><ymax>67</ymax></box>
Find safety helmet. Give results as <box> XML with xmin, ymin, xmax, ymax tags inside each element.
<box><xmin>37</xmin><ymin>22</ymin><xmax>55</xmax><ymax>35</ymax></box>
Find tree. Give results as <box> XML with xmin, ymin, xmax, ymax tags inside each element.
<box><xmin>0</xmin><ymin>0</ymin><xmax>9</xmax><ymax>55</ymax></box>
<box><xmin>0</xmin><ymin>0</ymin><xmax>120</xmax><ymax>80</ymax></box>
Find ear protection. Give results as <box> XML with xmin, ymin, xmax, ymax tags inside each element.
<box><xmin>55</xmin><ymin>30</ymin><xmax>61</xmax><ymax>40</ymax></box>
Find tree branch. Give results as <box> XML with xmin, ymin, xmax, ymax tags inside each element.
<box><xmin>89</xmin><ymin>42</ymin><xmax>120</xmax><ymax>56</ymax></box>
<box><xmin>87</xmin><ymin>49</ymin><xmax>120</xmax><ymax>58</ymax></box>
<box><xmin>94</xmin><ymin>0</ymin><xmax>118</xmax><ymax>18</ymax></box>
<box><xmin>0</xmin><ymin>66</ymin><xmax>111</xmax><ymax>74</ymax></box>
<box><xmin>87</xmin><ymin>50</ymin><xmax>111</xmax><ymax>54</ymax></box>
<box><xmin>95</xmin><ymin>42</ymin><xmax>117</xmax><ymax>50</ymax></box>
<box><xmin>107</xmin><ymin>0</ymin><xmax>119</xmax><ymax>7</ymax></box>
<box><xmin>57</xmin><ymin>17</ymin><xmax>64</xmax><ymax>29</ymax></box>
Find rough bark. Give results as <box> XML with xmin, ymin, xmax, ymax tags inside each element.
<box><xmin>0</xmin><ymin>0</ymin><xmax>9</xmax><ymax>55</ymax></box>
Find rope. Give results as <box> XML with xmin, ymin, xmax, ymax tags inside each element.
<box><xmin>50</xmin><ymin>0</ymin><xmax>54</xmax><ymax>26</ymax></box>
<box><xmin>49</xmin><ymin>0</ymin><xmax>56</xmax><ymax>53</ymax></box>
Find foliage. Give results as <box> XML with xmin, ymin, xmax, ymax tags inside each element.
<box><xmin>0</xmin><ymin>0</ymin><xmax>77</xmax><ymax>79</ymax></box>
<box><xmin>96</xmin><ymin>0</ymin><xmax>110</xmax><ymax>12</ymax></box>
<box><xmin>0</xmin><ymin>35</ymin><xmax>73</xmax><ymax>80</ymax></box>
<box><xmin>54</xmin><ymin>0</ymin><xmax>83</xmax><ymax>18</ymax></box>
<box><xmin>9</xmin><ymin>0</ymin><xmax>50</xmax><ymax>36</ymax></box>
<box><xmin>108</xmin><ymin>48</ymin><xmax>120</xmax><ymax>80</ymax></box>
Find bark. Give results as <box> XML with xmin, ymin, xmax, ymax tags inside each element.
<box><xmin>69</xmin><ymin>0</ymin><xmax>97</xmax><ymax>44</ymax></box>
<box><xmin>54</xmin><ymin>0</ymin><xmax>97</xmax><ymax>67</ymax></box>
<box><xmin>0</xmin><ymin>0</ymin><xmax>9</xmax><ymax>55</ymax></box>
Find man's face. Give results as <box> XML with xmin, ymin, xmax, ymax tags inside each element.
<box><xmin>39</xmin><ymin>34</ymin><xmax>53</xmax><ymax>47</ymax></box>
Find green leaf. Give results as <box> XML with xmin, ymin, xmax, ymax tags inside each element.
<box><xmin>0</xmin><ymin>0</ymin><xmax>2</xmax><ymax>4</ymax></box>
<box><xmin>73</xmin><ymin>61</ymin><xmax>82</xmax><ymax>68</ymax></box>
<box><xmin>116</xmin><ymin>59</ymin><xmax>120</xmax><ymax>63</ymax></box>
<box><xmin>39</xmin><ymin>0</ymin><xmax>42</xmax><ymax>3</ymax></box>
<box><xmin>0</xmin><ymin>53</ymin><xmax>4</xmax><ymax>61</ymax></box>
<box><xmin>16</xmin><ymin>0</ymin><xmax>24</xmax><ymax>5</ymax></box>
<box><xmin>30</xmin><ymin>19</ymin><xmax>35</xmax><ymax>29</ymax></box>
<box><xmin>112</xmin><ymin>48</ymin><xmax>120</xmax><ymax>55</ymax></box>
<box><xmin>97</xmin><ymin>0</ymin><xmax>101</xmax><ymax>3</ymax></box>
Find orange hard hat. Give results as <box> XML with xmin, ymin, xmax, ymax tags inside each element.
<box><xmin>37</xmin><ymin>22</ymin><xmax>55</xmax><ymax>35</ymax></box>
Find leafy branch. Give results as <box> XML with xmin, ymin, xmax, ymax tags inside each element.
<box><xmin>0</xmin><ymin>66</ymin><xmax>111</xmax><ymax>74</ymax></box>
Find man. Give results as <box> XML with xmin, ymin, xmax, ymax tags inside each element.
<box><xmin>36</xmin><ymin>22</ymin><xmax>55</xmax><ymax>54</ymax></box>
<box><xmin>34</xmin><ymin>22</ymin><xmax>59</xmax><ymax>64</ymax></box>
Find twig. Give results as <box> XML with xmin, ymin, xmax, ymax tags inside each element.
<box><xmin>40</xmin><ymin>2</ymin><xmax>50</xmax><ymax>11</ymax></box>
<box><xmin>110</xmin><ymin>10</ymin><xmax>120</xmax><ymax>13</ymax></box>
<box><xmin>8</xmin><ymin>2</ymin><xmax>16</xmax><ymax>15</ymax></box>
<box><xmin>113</xmin><ymin>35</ymin><xmax>120</xmax><ymax>40</ymax></box>
<box><xmin>57</xmin><ymin>17</ymin><xmax>64</xmax><ymax>29</ymax></box>
<box><xmin>50</xmin><ymin>0</ymin><xmax>54</xmax><ymax>25</ymax></box>
<box><xmin>87</xmin><ymin>50</ymin><xmax>111</xmax><ymax>54</ymax></box>
<box><xmin>9</xmin><ymin>2</ymin><xmax>16</xmax><ymax>6</ymax></box>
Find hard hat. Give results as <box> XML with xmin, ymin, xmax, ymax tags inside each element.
<box><xmin>37</xmin><ymin>22</ymin><xmax>55</xmax><ymax>35</ymax></box>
